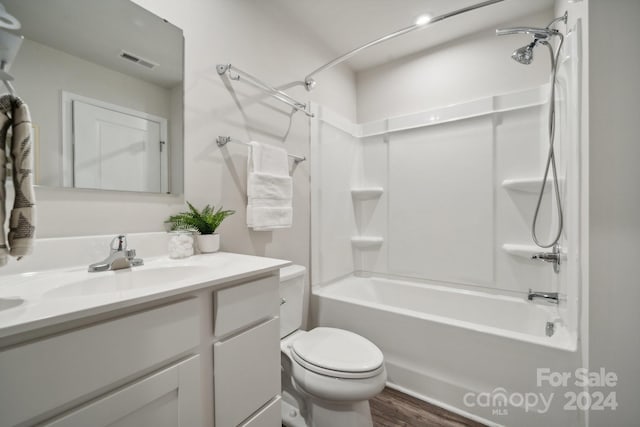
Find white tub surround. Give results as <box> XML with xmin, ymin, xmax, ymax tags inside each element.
<box><xmin>0</xmin><ymin>232</ymin><xmax>289</xmax><ymax>427</ymax></box>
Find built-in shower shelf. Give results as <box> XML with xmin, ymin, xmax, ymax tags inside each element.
<box><xmin>501</xmin><ymin>244</ymin><xmax>541</xmax><ymax>259</ymax></box>
<box><xmin>501</xmin><ymin>178</ymin><xmax>563</xmax><ymax>193</ymax></box>
<box><xmin>351</xmin><ymin>187</ymin><xmax>384</xmax><ymax>200</ymax></box>
<box><xmin>351</xmin><ymin>236</ymin><xmax>384</xmax><ymax>248</ymax></box>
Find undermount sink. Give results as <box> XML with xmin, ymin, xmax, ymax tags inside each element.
<box><xmin>0</xmin><ymin>297</ymin><xmax>24</xmax><ymax>311</ymax></box>
<box><xmin>45</xmin><ymin>265</ymin><xmax>212</xmax><ymax>298</ymax></box>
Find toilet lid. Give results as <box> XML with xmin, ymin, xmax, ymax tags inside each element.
<box><xmin>291</xmin><ymin>327</ymin><xmax>384</xmax><ymax>378</ymax></box>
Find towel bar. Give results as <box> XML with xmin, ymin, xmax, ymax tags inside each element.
<box><xmin>216</xmin><ymin>136</ymin><xmax>306</xmax><ymax>163</ymax></box>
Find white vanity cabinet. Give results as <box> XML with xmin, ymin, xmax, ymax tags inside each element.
<box><xmin>212</xmin><ymin>275</ymin><xmax>281</xmax><ymax>427</ymax></box>
<box><xmin>0</xmin><ymin>298</ymin><xmax>202</xmax><ymax>427</ymax></box>
<box><xmin>0</xmin><ymin>252</ymin><xmax>287</xmax><ymax>427</ymax></box>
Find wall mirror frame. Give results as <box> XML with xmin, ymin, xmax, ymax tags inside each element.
<box><xmin>3</xmin><ymin>0</ymin><xmax>184</xmax><ymax>194</ymax></box>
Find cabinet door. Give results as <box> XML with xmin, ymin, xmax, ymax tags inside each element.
<box><xmin>42</xmin><ymin>355</ymin><xmax>201</xmax><ymax>427</ymax></box>
<box><xmin>214</xmin><ymin>318</ymin><xmax>280</xmax><ymax>426</ymax></box>
<box><xmin>0</xmin><ymin>298</ymin><xmax>199</xmax><ymax>427</ymax></box>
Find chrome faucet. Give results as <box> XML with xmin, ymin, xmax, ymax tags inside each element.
<box><xmin>532</xmin><ymin>244</ymin><xmax>561</xmax><ymax>273</ymax></box>
<box><xmin>88</xmin><ymin>235</ymin><xmax>144</xmax><ymax>272</ymax></box>
<box><xmin>527</xmin><ymin>289</ymin><xmax>559</xmax><ymax>304</ymax></box>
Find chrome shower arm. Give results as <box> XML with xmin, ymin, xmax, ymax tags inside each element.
<box><xmin>546</xmin><ymin>11</ymin><xmax>568</xmax><ymax>29</ymax></box>
<box><xmin>496</xmin><ymin>12</ymin><xmax>567</xmax><ymax>39</ymax></box>
<box><xmin>495</xmin><ymin>27</ymin><xmax>560</xmax><ymax>39</ymax></box>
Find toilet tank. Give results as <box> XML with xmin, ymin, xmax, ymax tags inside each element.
<box><xmin>279</xmin><ymin>265</ymin><xmax>306</xmax><ymax>338</ymax></box>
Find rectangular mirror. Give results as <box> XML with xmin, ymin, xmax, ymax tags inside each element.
<box><xmin>4</xmin><ymin>0</ymin><xmax>184</xmax><ymax>194</ymax></box>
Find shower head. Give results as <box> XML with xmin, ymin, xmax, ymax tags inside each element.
<box><xmin>496</xmin><ymin>26</ymin><xmax>561</xmax><ymax>65</ymax></box>
<box><xmin>511</xmin><ymin>42</ymin><xmax>536</xmax><ymax>65</ymax></box>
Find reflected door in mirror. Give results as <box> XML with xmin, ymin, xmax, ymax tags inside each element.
<box><xmin>72</xmin><ymin>100</ymin><xmax>168</xmax><ymax>193</ymax></box>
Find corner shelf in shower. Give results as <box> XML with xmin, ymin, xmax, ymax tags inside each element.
<box><xmin>351</xmin><ymin>236</ymin><xmax>384</xmax><ymax>248</ymax></box>
<box><xmin>501</xmin><ymin>244</ymin><xmax>541</xmax><ymax>259</ymax></box>
<box><xmin>501</xmin><ymin>178</ymin><xmax>564</xmax><ymax>193</ymax></box>
<box><xmin>351</xmin><ymin>187</ymin><xmax>384</xmax><ymax>200</ymax></box>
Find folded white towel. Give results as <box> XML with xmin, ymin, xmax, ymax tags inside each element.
<box><xmin>247</xmin><ymin>141</ymin><xmax>292</xmax><ymax>230</ymax></box>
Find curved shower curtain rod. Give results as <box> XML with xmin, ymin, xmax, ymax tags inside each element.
<box><xmin>303</xmin><ymin>0</ymin><xmax>505</xmax><ymax>91</ymax></box>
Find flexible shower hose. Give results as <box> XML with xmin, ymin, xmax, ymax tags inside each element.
<box><xmin>532</xmin><ymin>35</ymin><xmax>565</xmax><ymax>248</ymax></box>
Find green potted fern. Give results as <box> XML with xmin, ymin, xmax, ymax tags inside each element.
<box><xmin>167</xmin><ymin>202</ymin><xmax>235</xmax><ymax>253</ymax></box>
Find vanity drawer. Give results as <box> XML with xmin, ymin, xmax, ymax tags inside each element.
<box><xmin>214</xmin><ymin>317</ymin><xmax>280</xmax><ymax>427</ymax></box>
<box><xmin>213</xmin><ymin>274</ymin><xmax>279</xmax><ymax>336</ymax></box>
<box><xmin>0</xmin><ymin>298</ymin><xmax>199</xmax><ymax>427</ymax></box>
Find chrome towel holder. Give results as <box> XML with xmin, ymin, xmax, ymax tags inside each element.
<box><xmin>216</xmin><ymin>64</ymin><xmax>314</xmax><ymax>118</ymax></box>
<box><xmin>216</xmin><ymin>136</ymin><xmax>306</xmax><ymax>164</ymax></box>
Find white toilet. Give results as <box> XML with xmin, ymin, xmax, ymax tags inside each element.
<box><xmin>279</xmin><ymin>265</ymin><xmax>387</xmax><ymax>427</ymax></box>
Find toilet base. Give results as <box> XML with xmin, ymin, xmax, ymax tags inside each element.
<box><xmin>282</xmin><ymin>399</ymin><xmax>308</xmax><ymax>427</ymax></box>
<box><xmin>282</xmin><ymin>396</ymin><xmax>373</xmax><ymax>427</ymax></box>
<box><xmin>308</xmin><ymin>399</ymin><xmax>373</xmax><ymax>427</ymax></box>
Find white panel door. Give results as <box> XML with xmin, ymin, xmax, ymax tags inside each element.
<box><xmin>73</xmin><ymin>100</ymin><xmax>163</xmax><ymax>192</ymax></box>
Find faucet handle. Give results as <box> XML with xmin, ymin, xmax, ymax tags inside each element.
<box><xmin>125</xmin><ymin>248</ymin><xmax>144</xmax><ymax>267</ymax></box>
<box><xmin>110</xmin><ymin>234</ymin><xmax>128</xmax><ymax>254</ymax></box>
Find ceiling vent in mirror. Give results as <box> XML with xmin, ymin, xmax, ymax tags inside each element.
<box><xmin>119</xmin><ymin>50</ymin><xmax>158</xmax><ymax>69</ymax></box>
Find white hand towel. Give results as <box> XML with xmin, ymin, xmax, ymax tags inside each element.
<box><xmin>250</xmin><ymin>141</ymin><xmax>289</xmax><ymax>176</ymax></box>
<box><xmin>247</xmin><ymin>141</ymin><xmax>292</xmax><ymax>230</ymax></box>
<box><xmin>247</xmin><ymin>172</ymin><xmax>292</xmax><ymax>200</ymax></box>
<box><xmin>246</xmin><ymin>206</ymin><xmax>292</xmax><ymax>231</ymax></box>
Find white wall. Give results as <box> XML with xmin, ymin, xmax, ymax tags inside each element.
<box><xmin>4</xmin><ymin>1</ymin><xmax>356</xmax><ymax>272</ymax></box>
<box><xmin>356</xmin><ymin>10</ymin><xmax>553</xmax><ymax>123</ymax></box>
<box><xmin>588</xmin><ymin>0</ymin><xmax>640</xmax><ymax>425</ymax></box>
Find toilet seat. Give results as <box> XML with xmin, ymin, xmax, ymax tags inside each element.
<box><xmin>291</xmin><ymin>327</ymin><xmax>384</xmax><ymax>379</ymax></box>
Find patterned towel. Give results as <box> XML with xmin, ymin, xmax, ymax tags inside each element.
<box><xmin>0</xmin><ymin>95</ymin><xmax>35</xmax><ymax>266</ymax></box>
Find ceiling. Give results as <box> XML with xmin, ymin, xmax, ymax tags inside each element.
<box><xmin>268</xmin><ymin>0</ymin><xmax>554</xmax><ymax>72</ymax></box>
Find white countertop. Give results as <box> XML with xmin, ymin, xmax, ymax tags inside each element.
<box><xmin>0</xmin><ymin>252</ymin><xmax>290</xmax><ymax>340</ymax></box>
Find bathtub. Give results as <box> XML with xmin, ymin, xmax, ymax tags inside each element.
<box><xmin>311</xmin><ymin>275</ymin><xmax>582</xmax><ymax>427</ymax></box>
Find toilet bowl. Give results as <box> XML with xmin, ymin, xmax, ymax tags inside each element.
<box><xmin>280</xmin><ymin>265</ymin><xmax>386</xmax><ymax>427</ymax></box>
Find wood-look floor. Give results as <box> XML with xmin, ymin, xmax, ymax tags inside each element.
<box><xmin>370</xmin><ymin>387</ymin><xmax>486</xmax><ymax>427</ymax></box>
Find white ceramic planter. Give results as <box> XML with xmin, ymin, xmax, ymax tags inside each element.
<box><xmin>196</xmin><ymin>233</ymin><xmax>220</xmax><ymax>253</ymax></box>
